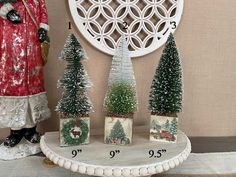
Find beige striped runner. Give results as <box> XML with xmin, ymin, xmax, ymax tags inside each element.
<box><xmin>153</xmin><ymin>174</ymin><xmax>236</xmax><ymax>177</ymax></box>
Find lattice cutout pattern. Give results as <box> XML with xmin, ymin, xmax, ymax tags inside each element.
<box><xmin>69</xmin><ymin>0</ymin><xmax>184</xmax><ymax>57</ymax></box>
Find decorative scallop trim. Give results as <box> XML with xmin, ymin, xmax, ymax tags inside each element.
<box><xmin>40</xmin><ymin>133</ymin><xmax>191</xmax><ymax>177</ymax></box>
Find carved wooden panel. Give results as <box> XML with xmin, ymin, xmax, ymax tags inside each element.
<box><xmin>69</xmin><ymin>0</ymin><xmax>184</xmax><ymax>57</ymax></box>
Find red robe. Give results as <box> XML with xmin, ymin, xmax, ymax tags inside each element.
<box><xmin>0</xmin><ymin>0</ymin><xmax>50</xmax><ymax>128</ymax></box>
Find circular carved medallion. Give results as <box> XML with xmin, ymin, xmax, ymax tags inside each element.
<box><xmin>69</xmin><ymin>0</ymin><xmax>184</xmax><ymax>57</ymax></box>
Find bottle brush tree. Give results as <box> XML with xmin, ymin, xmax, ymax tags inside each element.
<box><xmin>149</xmin><ymin>33</ymin><xmax>182</xmax><ymax>116</ymax></box>
<box><xmin>56</xmin><ymin>33</ymin><xmax>92</xmax><ymax>117</ymax></box>
<box><xmin>104</xmin><ymin>35</ymin><xmax>137</xmax><ymax>117</ymax></box>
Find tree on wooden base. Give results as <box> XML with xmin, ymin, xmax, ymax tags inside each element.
<box><xmin>104</xmin><ymin>35</ymin><xmax>137</xmax><ymax>145</ymax></box>
<box><xmin>56</xmin><ymin>33</ymin><xmax>93</xmax><ymax>146</ymax></box>
<box><xmin>149</xmin><ymin>33</ymin><xmax>183</xmax><ymax>143</ymax></box>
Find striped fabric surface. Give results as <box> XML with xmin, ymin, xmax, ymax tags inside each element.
<box><xmin>154</xmin><ymin>175</ymin><xmax>236</xmax><ymax>177</ymax></box>
<box><xmin>153</xmin><ymin>152</ymin><xmax>236</xmax><ymax>177</ymax></box>
<box><xmin>0</xmin><ymin>152</ymin><xmax>235</xmax><ymax>177</ymax></box>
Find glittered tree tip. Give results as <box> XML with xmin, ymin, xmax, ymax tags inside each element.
<box><xmin>56</xmin><ymin>33</ymin><xmax>93</xmax><ymax>118</ymax></box>
<box><xmin>59</xmin><ymin>33</ymin><xmax>88</xmax><ymax>61</ymax></box>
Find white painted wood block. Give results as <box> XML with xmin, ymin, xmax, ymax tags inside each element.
<box><xmin>60</xmin><ymin>117</ymin><xmax>90</xmax><ymax>146</ymax></box>
<box><xmin>104</xmin><ymin>117</ymin><xmax>133</xmax><ymax>145</ymax></box>
<box><xmin>150</xmin><ymin>115</ymin><xmax>178</xmax><ymax>143</ymax></box>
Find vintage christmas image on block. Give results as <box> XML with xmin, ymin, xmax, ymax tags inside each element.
<box><xmin>150</xmin><ymin>115</ymin><xmax>178</xmax><ymax>142</ymax></box>
<box><xmin>60</xmin><ymin>117</ymin><xmax>90</xmax><ymax>146</ymax></box>
<box><xmin>104</xmin><ymin>117</ymin><xmax>132</xmax><ymax>145</ymax></box>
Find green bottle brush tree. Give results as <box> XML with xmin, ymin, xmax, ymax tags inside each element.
<box><xmin>149</xmin><ymin>33</ymin><xmax>183</xmax><ymax>142</ymax></box>
<box><xmin>56</xmin><ymin>33</ymin><xmax>92</xmax><ymax>146</ymax></box>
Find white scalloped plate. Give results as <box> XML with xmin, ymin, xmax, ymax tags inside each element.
<box><xmin>40</xmin><ymin>131</ymin><xmax>191</xmax><ymax>177</ymax></box>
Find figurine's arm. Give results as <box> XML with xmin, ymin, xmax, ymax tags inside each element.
<box><xmin>38</xmin><ymin>0</ymin><xmax>49</xmax><ymax>42</ymax></box>
<box><xmin>39</xmin><ymin>0</ymin><xmax>49</xmax><ymax>31</ymax></box>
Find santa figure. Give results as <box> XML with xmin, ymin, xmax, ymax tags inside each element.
<box><xmin>0</xmin><ymin>0</ymin><xmax>51</xmax><ymax>147</ymax></box>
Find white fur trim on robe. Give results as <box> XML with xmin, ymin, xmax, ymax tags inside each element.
<box><xmin>0</xmin><ymin>92</ymin><xmax>51</xmax><ymax>129</ymax></box>
<box><xmin>0</xmin><ymin>3</ymin><xmax>13</xmax><ymax>18</ymax></box>
<box><xmin>40</xmin><ymin>23</ymin><xmax>50</xmax><ymax>31</ymax></box>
